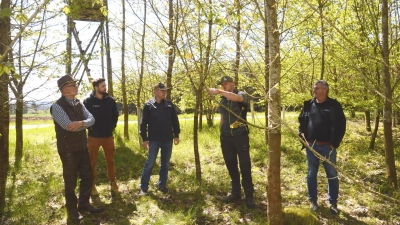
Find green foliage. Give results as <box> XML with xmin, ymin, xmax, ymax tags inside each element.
<box><xmin>0</xmin><ymin>7</ymin><xmax>12</xmax><ymax>18</ymax></box>
<box><xmin>15</xmin><ymin>13</ymin><xmax>28</xmax><ymax>23</ymax></box>
<box><xmin>0</xmin><ymin>62</ymin><xmax>15</xmax><ymax>75</ymax></box>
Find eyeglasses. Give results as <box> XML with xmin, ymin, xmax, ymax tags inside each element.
<box><xmin>313</xmin><ymin>87</ymin><xmax>326</xmax><ymax>90</ymax></box>
<box><xmin>65</xmin><ymin>84</ymin><xmax>78</xmax><ymax>88</ymax></box>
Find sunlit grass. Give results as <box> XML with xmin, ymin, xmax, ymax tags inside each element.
<box><xmin>4</xmin><ymin>111</ymin><xmax>400</xmax><ymax>224</ymax></box>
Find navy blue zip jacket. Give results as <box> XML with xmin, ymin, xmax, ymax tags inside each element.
<box><xmin>140</xmin><ymin>98</ymin><xmax>180</xmax><ymax>142</ymax></box>
<box><xmin>83</xmin><ymin>91</ymin><xmax>119</xmax><ymax>138</ymax></box>
<box><xmin>298</xmin><ymin>97</ymin><xmax>346</xmax><ymax>148</ymax></box>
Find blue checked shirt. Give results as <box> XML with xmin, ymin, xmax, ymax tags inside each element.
<box><xmin>51</xmin><ymin>96</ymin><xmax>95</xmax><ymax>131</ymax></box>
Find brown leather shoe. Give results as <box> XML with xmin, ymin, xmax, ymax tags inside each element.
<box><xmin>111</xmin><ymin>182</ymin><xmax>119</xmax><ymax>193</ymax></box>
<box><xmin>91</xmin><ymin>185</ymin><xmax>99</xmax><ymax>196</ymax></box>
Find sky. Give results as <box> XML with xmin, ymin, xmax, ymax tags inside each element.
<box><xmin>16</xmin><ymin>0</ymin><xmax>145</xmax><ymax>103</ymax></box>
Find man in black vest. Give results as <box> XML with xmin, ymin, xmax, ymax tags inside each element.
<box><xmin>51</xmin><ymin>75</ymin><xmax>101</xmax><ymax>223</ymax></box>
<box><xmin>298</xmin><ymin>80</ymin><xmax>346</xmax><ymax>215</ymax></box>
<box><xmin>208</xmin><ymin>76</ymin><xmax>255</xmax><ymax>209</ymax></box>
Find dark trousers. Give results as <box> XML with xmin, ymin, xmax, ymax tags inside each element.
<box><xmin>220</xmin><ymin>134</ymin><xmax>254</xmax><ymax>197</ymax></box>
<box><xmin>59</xmin><ymin>149</ymin><xmax>93</xmax><ymax>213</ymax></box>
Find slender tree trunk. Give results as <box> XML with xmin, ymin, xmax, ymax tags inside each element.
<box><xmin>264</xmin><ymin>0</ymin><xmax>269</xmax><ymax>144</ymax></box>
<box><xmin>166</xmin><ymin>0</ymin><xmax>175</xmax><ymax>100</ymax></box>
<box><xmin>15</xmin><ymin>0</ymin><xmax>23</xmax><ymax>163</ymax></box>
<box><xmin>199</xmin><ymin>102</ymin><xmax>203</xmax><ymax>130</ymax></box>
<box><xmin>369</xmin><ymin>110</ymin><xmax>379</xmax><ymax>149</ymax></box>
<box><xmin>121</xmin><ymin>0</ymin><xmax>128</xmax><ymax>138</ymax></box>
<box><xmin>266</xmin><ymin>0</ymin><xmax>282</xmax><ymax>224</ymax></box>
<box><xmin>66</xmin><ymin>1</ymin><xmax>72</xmax><ymax>76</ymax></box>
<box><xmin>234</xmin><ymin>0</ymin><xmax>240</xmax><ymax>87</ymax></box>
<box><xmin>15</xmin><ymin>84</ymin><xmax>23</xmax><ymax>164</ymax></box>
<box><xmin>318</xmin><ymin>0</ymin><xmax>325</xmax><ymax>80</ymax></box>
<box><xmin>137</xmin><ymin>0</ymin><xmax>147</xmax><ymax>144</ymax></box>
<box><xmin>381</xmin><ymin>0</ymin><xmax>397</xmax><ymax>188</ymax></box>
<box><xmin>105</xmin><ymin>1</ymin><xmax>113</xmax><ymax>96</ymax></box>
<box><xmin>365</xmin><ymin>110</ymin><xmax>371</xmax><ymax>132</ymax></box>
<box><xmin>0</xmin><ymin>0</ymin><xmax>11</xmax><ymax>217</ymax></box>
<box><xmin>193</xmin><ymin>91</ymin><xmax>202</xmax><ymax>184</ymax></box>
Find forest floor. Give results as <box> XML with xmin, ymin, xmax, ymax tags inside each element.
<box><xmin>2</xmin><ymin>112</ymin><xmax>400</xmax><ymax>225</ymax></box>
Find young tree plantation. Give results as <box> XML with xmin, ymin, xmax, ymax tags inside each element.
<box><xmin>1</xmin><ymin>0</ymin><xmax>399</xmax><ymax>224</ymax></box>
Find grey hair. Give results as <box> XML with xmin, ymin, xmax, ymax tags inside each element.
<box><xmin>314</xmin><ymin>80</ymin><xmax>329</xmax><ymax>94</ymax></box>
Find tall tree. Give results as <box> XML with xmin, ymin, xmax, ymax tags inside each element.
<box><xmin>266</xmin><ymin>0</ymin><xmax>282</xmax><ymax>224</ymax></box>
<box><xmin>166</xmin><ymin>0</ymin><xmax>176</xmax><ymax>100</ymax></box>
<box><xmin>233</xmin><ymin>0</ymin><xmax>240</xmax><ymax>86</ymax></box>
<box><xmin>121</xmin><ymin>0</ymin><xmax>129</xmax><ymax>138</ymax></box>
<box><xmin>0</xmin><ymin>0</ymin><xmax>11</xmax><ymax>217</ymax></box>
<box><xmin>381</xmin><ymin>0</ymin><xmax>397</xmax><ymax>189</ymax></box>
<box><xmin>137</xmin><ymin>0</ymin><xmax>147</xmax><ymax>145</ymax></box>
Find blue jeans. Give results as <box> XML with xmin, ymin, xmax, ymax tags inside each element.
<box><xmin>140</xmin><ymin>140</ymin><xmax>173</xmax><ymax>191</ymax></box>
<box><xmin>306</xmin><ymin>144</ymin><xmax>339</xmax><ymax>205</ymax></box>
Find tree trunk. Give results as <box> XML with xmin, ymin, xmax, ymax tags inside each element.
<box><xmin>318</xmin><ymin>0</ymin><xmax>325</xmax><ymax>80</ymax></box>
<box><xmin>14</xmin><ymin>84</ymin><xmax>23</xmax><ymax>164</ymax></box>
<box><xmin>234</xmin><ymin>0</ymin><xmax>240</xmax><ymax>87</ymax></box>
<box><xmin>166</xmin><ymin>0</ymin><xmax>175</xmax><ymax>100</ymax></box>
<box><xmin>137</xmin><ymin>0</ymin><xmax>147</xmax><ymax>145</ymax></box>
<box><xmin>105</xmin><ymin>1</ymin><xmax>113</xmax><ymax>97</ymax></box>
<box><xmin>369</xmin><ymin>110</ymin><xmax>379</xmax><ymax>149</ymax></box>
<box><xmin>381</xmin><ymin>0</ymin><xmax>397</xmax><ymax>188</ymax></box>
<box><xmin>0</xmin><ymin>0</ymin><xmax>11</xmax><ymax>217</ymax></box>
<box><xmin>364</xmin><ymin>110</ymin><xmax>371</xmax><ymax>132</ymax></box>
<box><xmin>266</xmin><ymin>0</ymin><xmax>282</xmax><ymax>224</ymax></box>
<box><xmin>199</xmin><ymin>101</ymin><xmax>203</xmax><ymax>130</ymax></box>
<box><xmin>193</xmin><ymin>90</ymin><xmax>202</xmax><ymax>184</ymax></box>
<box><xmin>121</xmin><ymin>0</ymin><xmax>129</xmax><ymax>138</ymax></box>
<box><xmin>263</xmin><ymin>0</ymin><xmax>269</xmax><ymax>145</ymax></box>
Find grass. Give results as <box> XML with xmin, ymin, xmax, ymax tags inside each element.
<box><xmin>2</xmin><ymin>112</ymin><xmax>400</xmax><ymax>224</ymax></box>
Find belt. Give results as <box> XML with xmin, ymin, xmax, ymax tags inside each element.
<box><xmin>307</xmin><ymin>140</ymin><xmax>330</xmax><ymax>145</ymax></box>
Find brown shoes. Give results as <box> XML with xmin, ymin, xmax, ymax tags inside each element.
<box><xmin>91</xmin><ymin>185</ymin><xmax>99</xmax><ymax>196</ymax></box>
<box><xmin>111</xmin><ymin>182</ymin><xmax>119</xmax><ymax>193</ymax></box>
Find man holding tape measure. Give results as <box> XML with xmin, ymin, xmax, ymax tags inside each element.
<box><xmin>208</xmin><ymin>76</ymin><xmax>255</xmax><ymax>209</ymax></box>
<box><xmin>298</xmin><ymin>80</ymin><xmax>346</xmax><ymax>215</ymax></box>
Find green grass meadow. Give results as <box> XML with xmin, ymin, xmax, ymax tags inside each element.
<box><xmin>3</xmin><ymin>112</ymin><xmax>400</xmax><ymax>224</ymax></box>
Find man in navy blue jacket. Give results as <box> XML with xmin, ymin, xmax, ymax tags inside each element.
<box><xmin>83</xmin><ymin>78</ymin><xmax>119</xmax><ymax>196</ymax></box>
<box><xmin>298</xmin><ymin>80</ymin><xmax>346</xmax><ymax>215</ymax></box>
<box><xmin>139</xmin><ymin>83</ymin><xmax>180</xmax><ymax>195</ymax></box>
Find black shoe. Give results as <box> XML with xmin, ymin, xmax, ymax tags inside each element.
<box><xmin>158</xmin><ymin>187</ymin><xmax>169</xmax><ymax>193</ymax></box>
<box><xmin>78</xmin><ymin>204</ymin><xmax>101</xmax><ymax>213</ymax></box>
<box><xmin>223</xmin><ymin>194</ymin><xmax>241</xmax><ymax>203</ymax></box>
<box><xmin>330</xmin><ymin>204</ymin><xmax>339</xmax><ymax>215</ymax></box>
<box><xmin>67</xmin><ymin>210</ymin><xmax>83</xmax><ymax>223</ymax></box>
<box><xmin>310</xmin><ymin>200</ymin><xmax>319</xmax><ymax>212</ymax></box>
<box><xmin>245</xmin><ymin>196</ymin><xmax>255</xmax><ymax>209</ymax></box>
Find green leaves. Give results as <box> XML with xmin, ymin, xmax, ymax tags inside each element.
<box><xmin>0</xmin><ymin>7</ymin><xmax>12</xmax><ymax>18</ymax></box>
<box><xmin>0</xmin><ymin>62</ymin><xmax>15</xmax><ymax>75</ymax></box>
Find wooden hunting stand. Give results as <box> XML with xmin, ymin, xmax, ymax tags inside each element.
<box><xmin>65</xmin><ymin>0</ymin><xmax>114</xmax><ymax>96</ymax></box>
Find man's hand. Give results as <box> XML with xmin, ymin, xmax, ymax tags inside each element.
<box><xmin>174</xmin><ymin>138</ymin><xmax>180</xmax><ymax>145</ymax></box>
<box><xmin>142</xmin><ymin>141</ymin><xmax>149</xmax><ymax>150</ymax></box>
<box><xmin>66</xmin><ymin>121</ymin><xmax>83</xmax><ymax>132</ymax></box>
<box><xmin>207</xmin><ymin>88</ymin><xmax>220</xmax><ymax>95</ymax></box>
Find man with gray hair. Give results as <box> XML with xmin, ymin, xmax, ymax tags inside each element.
<box><xmin>298</xmin><ymin>80</ymin><xmax>346</xmax><ymax>215</ymax></box>
<box><xmin>51</xmin><ymin>75</ymin><xmax>101</xmax><ymax>223</ymax></box>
